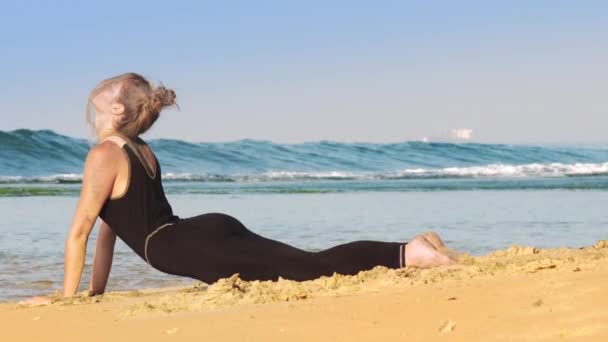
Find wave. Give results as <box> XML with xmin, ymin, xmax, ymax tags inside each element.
<box><xmin>2</xmin><ymin>129</ymin><xmax>608</xmax><ymax>181</ymax></box>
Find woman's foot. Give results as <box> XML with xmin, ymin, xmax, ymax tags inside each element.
<box><xmin>421</xmin><ymin>231</ymin><xmax>462</xmax><ymax>261</ymax></box>
<box><xmin>404</xmin><ymin>235</ymin><xmax>454</xmax><ymax>268</ymax></box>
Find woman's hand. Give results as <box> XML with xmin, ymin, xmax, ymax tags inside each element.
<box><xmin>18</xmin><ymin>296</ymin><xmax>52</xmax><ymax>306</ymax></box>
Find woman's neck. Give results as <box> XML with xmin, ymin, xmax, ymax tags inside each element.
<box><xmin>97</xmin><ymin>129</ymin><xmax>131</xmax><ymax>143</ymax></box>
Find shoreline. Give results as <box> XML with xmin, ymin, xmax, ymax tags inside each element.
<box><xmin>1</xmin><ymin>240</ymin><xmax>607</xmax><ymax>340</ymax></box>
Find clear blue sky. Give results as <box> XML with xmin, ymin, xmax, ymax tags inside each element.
<box><xmin>1</xmin><ymin>0</ymin><xmax>606</xmax><ymax>143</ymax></box>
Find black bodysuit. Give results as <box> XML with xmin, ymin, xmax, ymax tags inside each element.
<box><xmin>98</xmin><ymin>135</ymin><xmax>407</xmax><ymax>284</ymax></box>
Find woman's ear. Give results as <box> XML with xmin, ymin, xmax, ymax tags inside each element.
<box><xmin>111</xmin><ymin>102</ymin><xmax>125</xmax><ymax>116</ymax></box>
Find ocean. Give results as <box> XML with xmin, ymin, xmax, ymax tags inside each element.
<box><xmin>1</xmin><ymin>129</ymin><xmax>607</xmax><ymax>302</ymax></box>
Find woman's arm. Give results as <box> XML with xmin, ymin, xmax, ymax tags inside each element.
<box><xmin>62</xmin><ymin>142</ymin><xmax>119</xmax><ymax>297</ymax></box>
<box><xmin>88</xmin><ymin>219</ymin><xmax>116</xmax><ymax>295</ymax></box>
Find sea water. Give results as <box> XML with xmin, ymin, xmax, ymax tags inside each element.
<box><xmin>1</xmin><ymin>129</ymin><xmax>607</xmax><ymax>301</ymax></box>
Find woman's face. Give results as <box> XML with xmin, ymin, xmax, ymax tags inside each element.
<box><xmin>90</xmin><ymin>86</ymin><xmax>125</xmax><ymax>139</ymax></box>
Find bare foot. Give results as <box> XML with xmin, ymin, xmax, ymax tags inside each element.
<box><xmin>422</xmin><ymin>231</ymin><xmax>462</xmax><ymax>262</ymax></box>
<box><xmin>404</xmin><ymin>235</ymin><xmax>454</xmax><ymax>268</ymax></box>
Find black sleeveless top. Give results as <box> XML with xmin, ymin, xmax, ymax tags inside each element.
<box><xmin>98</xmin><ymin>136</ymin><xmax>180</xmax><ymax>261</ymax></box>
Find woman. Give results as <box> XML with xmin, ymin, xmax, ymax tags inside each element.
<box><xmin>20</xmin><ymin>72</ymin><xmax>457</xmax><ymax>306</ymax></box>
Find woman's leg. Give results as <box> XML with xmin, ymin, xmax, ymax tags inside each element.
<box><xmin>151</xmin><ymin>212</ymin><xmax>448</xmax><ymax>284</ymax></box>
<box><xmin>218</xmin><ymin>230</ymin><xmax>405</xmax><ymax>281</ymax></box>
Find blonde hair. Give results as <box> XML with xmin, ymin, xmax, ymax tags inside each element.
<box><xmin>86</xmin><ymin>72</ymin><xmax>178</xmax><ymax>138</ymax></box>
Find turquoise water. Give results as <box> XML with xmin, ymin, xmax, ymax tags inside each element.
<box><xmin>2</xmin><ymin>129</ymin><xmax>608</xmax><ymax>193</ymax></box>
<box><xmin>1</xmin><ymin>129</ymin><xmax>607</xmax><ymax>302</ymax></box>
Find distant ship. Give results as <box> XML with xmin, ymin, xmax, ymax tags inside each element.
<box><xmin>420</xmin><ymin>128</ymin><xmax>474</xmax><ymax>143</ymax></box>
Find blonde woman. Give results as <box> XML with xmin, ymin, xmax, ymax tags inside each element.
<box><xmin>20</xmin><ymin>72</ymin><xmax>457</xmax><ymax>306</ymax></box>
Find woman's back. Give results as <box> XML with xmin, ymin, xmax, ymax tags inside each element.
<box><xmin>98</xmin><ymin>135</ymin><xmax>180</xmax><ymax>262</ymax></box>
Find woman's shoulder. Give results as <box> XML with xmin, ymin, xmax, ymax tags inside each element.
<box><xmin>85</xmin><ymin>138</ymin><xmax>128</xmax><ymax>167</ymax></box>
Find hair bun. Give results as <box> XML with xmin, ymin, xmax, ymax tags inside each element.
<box><xmin>146</xmin><ymin>84</ymin><xmax>177</xmax><ymax>115</ymax></box>
<box><xmin>154</xmin><ymin>85</ymin><xmax>177</xmax><ymax>107</ymax></box>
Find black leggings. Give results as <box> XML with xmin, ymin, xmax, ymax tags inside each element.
<box><xmin>147</xmin><ymin>212</ymin><xmax>406</xmax><ymax>283</ymax></box>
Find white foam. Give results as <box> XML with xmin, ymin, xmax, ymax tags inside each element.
<box><xmin>2</xmin><ymin>162</ymin><xmax>608</xmax><ymax>183</ymax></box>
<box><xmin>391</xmin><ymin>162</ymin><xmax>608</xmax><ymax>178</ymax></box>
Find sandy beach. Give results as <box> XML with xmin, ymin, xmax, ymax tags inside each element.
<box><xmin>1</xmin><ymin>240</ymin><xmax>606</xmax><ymax>341</ymax></box>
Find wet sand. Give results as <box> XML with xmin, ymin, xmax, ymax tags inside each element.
<box><xmin>1</xmin><ymin>240</ymin><xmax>607</xmax><ymax>341</ymax></box>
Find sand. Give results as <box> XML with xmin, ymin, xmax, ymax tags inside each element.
<box><xmin>1</xmin><ymin>240</ymin><xmax>607</xmax><ymax>341</ymax></box>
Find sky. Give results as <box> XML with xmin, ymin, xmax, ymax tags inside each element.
<box><xmin>0</xmin><ymin>0</ymin><xmax>606</xmax><ymax>143</ymax></box>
